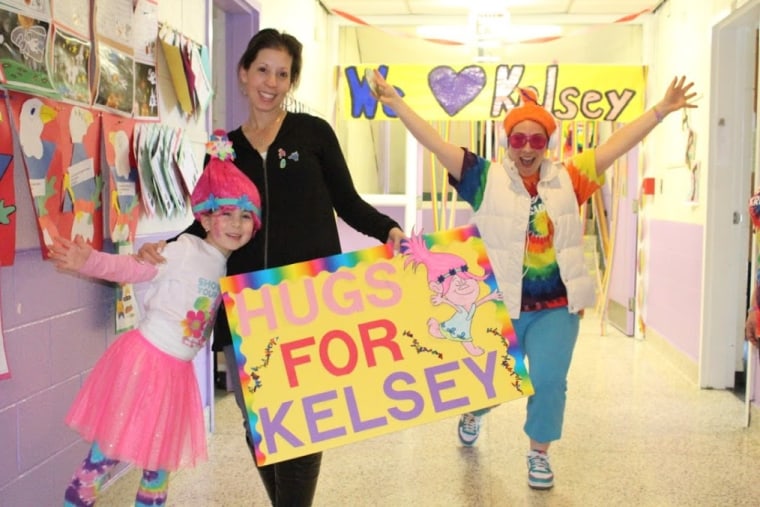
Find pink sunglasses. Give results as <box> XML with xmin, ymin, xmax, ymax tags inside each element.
<box><xmin>507</xmin><ymin>133</ymin><xmax>548</xmax><ymax>150</ymax></box>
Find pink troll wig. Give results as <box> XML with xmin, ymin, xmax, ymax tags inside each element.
<box><xmin>401</xmin><ymin>231</ymin><xmax>486</xmax><ymax>294</ymax></box>
<box><xmin>191</xmin><ymin>129</ymin><xmax>262</xmax><ymax>232</ymax></box>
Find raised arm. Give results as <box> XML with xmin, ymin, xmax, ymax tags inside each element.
<box><xmin>50</xmin><ymin>235</ymin><xmax>158</xmax><ymax>284</ymax></box>
<box><xmin>594</xmin><ymin>76</ymin><xmax>697</xmax><ymax>175</ymax></box>
<box><xmin>372</xmin><ymin>70</ymin><xmax>466</xmax><ymax>180</ymax></box>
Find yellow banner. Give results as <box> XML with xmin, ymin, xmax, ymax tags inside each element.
<box><xmin>220</xmin><ymin>225</ymin><xmax>533</xmax><ymax>465</ymax></box>
<box><xmin>340</xmin><ymin>63</ymin><xmax>647</xmax><ymax>123</ymax></box>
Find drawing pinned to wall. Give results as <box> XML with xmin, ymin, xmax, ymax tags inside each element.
<box><xmin>0</xmin><ymin>92</ymin><xmax>16</xmax><ymax>266</ymax></box>
<box><xmin>93</xmin><ymin>0</ymin><xmax>132</xmax><ymax>48</ymax></box>
<box><xmin>158</xmin><ymin>22</ymin><xmax>212</xmax><ymax>118</ymax></box>
<box><xmin>134</xmin><ymin>61</ymin><xmax>157</xmax><ymax>119</ymax></box>
<box><xmin>94</xmin><ymin>43</ymin><xmax>134</xmax><ymax>115</ymax></box>
<box><xmin>682</xmin><ymin>109</ymin><xmax>699</xmax><ymax>203</ymax></box>
<box><xmin>0</xmin><ymin>6</ymin><xmax>58</xmax><ymax>97</ymax></box>
<box><xmin>132</xmin><ymin>0</ymin><xmax>157</xmax><ymax>62</ymax></box>
<box><xmin>102</xmin><ymin>112</ymin><xmax>140</xmax><ymax>333</ymax></box>
<box><xmin>61</xmin><ymin>105</ymin><xmax>103</xmax><ymax>247</ymax></box>
<box><xmin>133</xmin><ymin>123</ymin><xmax>188</xmax><ymax>218</ymax></box>
<box><xmin>8</xmin><ymin>96</ymin><xmax>102</xmax><ymax>253</ymax></box>
<box><xmin>50</xmin><ymin>0</ymin><xmax>89</xmax><ymax>35</ymax></box>
<box><xmin>50</xmin><ymin>27</ymin><xmax>91</xmax><ymax>104</ymax></box>
<box><xmin>102</xmin><ymin>113</ymin><xmax>139</xmax><ymax>244</ymax></box>
<box><xmin>93</xmin><ymin>0</ymin><xmax>135</xmax><ymax>116</ymax></box>
<box><xmin>0</xmin><ymin>0</ymin><xmax>52</xmax><ymax>17</ymax></box>
<box><xmin>8</xmin><ymin>92</ymin><xmax>64</xmax><ymax>254</ymax></box>
<box><xmin>132</xmin><ymin>0</ymin><xmax>158</xmax><ymax>119</ymax></box>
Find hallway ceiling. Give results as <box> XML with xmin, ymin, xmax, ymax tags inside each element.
<box><xmin>321</xmin><ymin>0</ymin><xmax>661</xmax><ymax>23</ymax></box>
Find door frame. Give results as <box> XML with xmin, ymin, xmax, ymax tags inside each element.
<box><xmin>701</xmin><ymin>0</ymin><xmax>759</xmax><ymax>388</ymax></box>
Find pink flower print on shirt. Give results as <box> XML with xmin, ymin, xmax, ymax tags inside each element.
<box><xmin>181</xmin><ymin>308</ymin><xmax>211</xmax><ymax>349</ymax></box>
<box><xmin>183</xmin><ymin>309</ymin><xmax>206</xmax><ymax>338</ymax></box>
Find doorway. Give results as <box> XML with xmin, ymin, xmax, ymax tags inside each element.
<box><xmin>211</xmin><ymin>0</ymin><xmax>260</xmax><ymax>132</ymax></box>
<box><xmin>208</xmin><ymin>0</ymin><xmax>260</xmax><ymax>426</ymax></box>
<box><xmin>702</xmin><ymin>0</ymin><xmax>759</xmax><ymax>389</ymax></box>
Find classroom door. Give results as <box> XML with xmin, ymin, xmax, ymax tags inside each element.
<box><xmin>606</xmin><ymin>147</ymin><xmax>638</xmax><ymax>336</ymax></box>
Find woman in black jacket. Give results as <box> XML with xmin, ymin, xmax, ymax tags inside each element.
<box><xmin>139</xmin><ymin>28</ymin><xmax>404</xmax><ymax>506</ymax></box>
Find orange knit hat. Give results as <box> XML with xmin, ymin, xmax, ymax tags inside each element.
<box><xmin>502</xmin><ymin>88</ymin><xmax>557</xmax><ymax>137</ymax></box>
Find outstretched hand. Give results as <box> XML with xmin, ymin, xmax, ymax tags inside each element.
<box><xmin>49</xmin><ymin>235</ymin><xmax>92</xmax><ymax>272</ymax></box>
<box><xmin>370</xmin><ymin>70</ymin><xmax>403</xmax><ymax>108</ymax></box>
<box><xmin>658</xmin><ymin>76</ymin><xmax>698</xmax><ymax>115</ymax></box>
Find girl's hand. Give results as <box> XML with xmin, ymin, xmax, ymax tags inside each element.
<box><xmin>49</xmin><ymin>236</ymin><xmax>92</xmax><ymax>272</ymax></box>
<box><xmin>135</xmin><ymin>240</ymin><xmax>167</xmax><ymax>265</ymax></box>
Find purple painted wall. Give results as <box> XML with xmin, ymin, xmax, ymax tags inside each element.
<box><xmin>0</xmin><ymin>248</ymin><xmax>120</xmax><ymax>506</ymax></box>
<box><xmin>645</xmin><ymin>220</ymin><xmax>703</xmax><ymax>361</ymax></box>
<box><xmin>224</xmin><ymin>8</ymin><xmax>260</xmax><ymax>133</ymax></box>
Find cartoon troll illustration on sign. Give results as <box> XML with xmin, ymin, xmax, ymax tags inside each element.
<box><xmin>401</xmin><ymin>232</ymin><xmax>502</xmax><ymax>356</ymax></box>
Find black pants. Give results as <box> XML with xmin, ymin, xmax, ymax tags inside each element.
<box><xmin>224</xmin><ymin>345</ymin><xmax>322</xmax><ymax>506</ymax></box>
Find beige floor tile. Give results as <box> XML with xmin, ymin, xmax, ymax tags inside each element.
<box><xmin>100</xmin><ymin>313</ymin><xmax>760</xmax><ymax>506</ymax></box>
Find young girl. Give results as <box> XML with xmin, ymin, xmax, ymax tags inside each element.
<box><xmin>51</xmin><ymin>131</ymin><xmax>262</xmax><ymax>507</ymax></box>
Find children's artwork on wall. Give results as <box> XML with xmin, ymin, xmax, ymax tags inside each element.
<box><xmin>60</xmin><ymin>104</ymin><xmax>103</xmax><ymax>248</ymax></box>
<box><xmin>94</xmin><ymin>43</ymin><xmax>134</xmax><ymax>116</ymax></box>
<box><xmin>133</xmin><ymin>61</ymin><xmax>158</xmax><ymax>119</ymax></box>
<box><xmin>0</xmin><ymin>7</ymin><xmax>58</xmax><ymax>97</ymax></box>
<box><xmin>102</xmin><ymin>112</ymin><xmax>140</xmax><ymax>333</ymax></box>
<box><xmin>132</xmin><ymin>0</ymin><xmax>158</xmax><ymax>120</ymax></box>
<box><xmin>0</xmin><ymin>93</ymin><xmax>16</xmax><ymax>265</ymax></box>
<box><xmin>50</xmin><ymin>0</ymin><xmax>90</xmax><ymax>36</ymax></box>
<box><xmin>220</xmin><ymin>224</ymin><xmax>533</xmax><ymax>466</ymax></box>
<box><xmin>50</xmin><ymin>26</ymin><xmax>92</xmax><ymax>104</ymax></box>
<box><xmin>8</xmin><ymin>92</ymin><xmax>64</xmax><ymax>254</ymax></box>
<box><xmin>158</xmin><ymin>22</ymin><xmax>211</xmax><ymax>118</ymax></box>
<box><xmin>132</xmin><ymin>0</ymin><xmax>157</xmax><ymax>62</ymax></box>
<box><xmin>92</xmin><ymin>0</ymin><xmax>135</xmax><ymax>116</ymax></box>
<box><xmin>133</xmin><ymin>122</ymin><xmax>189</xmax><ymax>218</ymax></box>
<box><xmin>101</xmin><ymin>113</ymin><xmax>139</xmax><ymax>243</ymax></box>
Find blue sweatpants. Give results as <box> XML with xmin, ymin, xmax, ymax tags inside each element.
<box><xmin>512</xmin><ymin>307</ymin><xmax>579</xmax><ymax>443</ymax></box>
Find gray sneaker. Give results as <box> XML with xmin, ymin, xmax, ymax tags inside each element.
<box><xmin>457</xmin><ymin>413</ymin><xmax>482</xmax><ymax>446</ymax></box>
<box><xmin>527</xmin><ymin>450</ymin><xmax>554</xmax><ymax>489</ymax></box>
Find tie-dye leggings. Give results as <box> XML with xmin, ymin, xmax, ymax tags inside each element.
<box><xmin>63</xmin><ymin>441</ymin><xmax>170</xmax><ymax>506</ymax></box>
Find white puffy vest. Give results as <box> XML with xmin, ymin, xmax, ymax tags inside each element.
<box><xmin>471</xmin><ymin>158</ymin><xmax>596</xmax><ymax>319</ymax></box>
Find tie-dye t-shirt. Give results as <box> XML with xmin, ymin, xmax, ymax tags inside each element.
<box><xmin>453</xmin><ymin>149</ymin><xmax>601</xmax><ymax>313</ymax></box>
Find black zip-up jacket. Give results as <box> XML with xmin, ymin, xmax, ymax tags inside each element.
<box><xmin>184</xmin><ymin>112</ymin><xmax>401</xmax><ymax>350</ymax></box>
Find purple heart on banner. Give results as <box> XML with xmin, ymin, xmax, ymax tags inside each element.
<box><xmin>428</xmin><ymin>65</ymin><xmax>486</xmax><ymax>116</ymax></box>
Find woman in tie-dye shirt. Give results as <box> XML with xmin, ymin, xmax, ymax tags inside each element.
<box><xmin>372</xmin><ymin>71</ymin><xmax>697</xmax><ymax>490</ymax></box>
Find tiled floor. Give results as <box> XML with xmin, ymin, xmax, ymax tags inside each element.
<box><xmin>101</xmin><ymin>314</ymin><xmax>760</xmax><ymax>506</ymax></box>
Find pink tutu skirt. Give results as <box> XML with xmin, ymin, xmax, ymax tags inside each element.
<box><xmin>65</xmin><ymin>329</ymin><xmax>207</xmax><ymax>471</ymax></box>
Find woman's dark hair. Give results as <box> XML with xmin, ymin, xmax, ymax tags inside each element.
<box><xmin>238</xmin><ymin>28</ymin><xmax>303</xmax><ymax>87</ymax></box>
